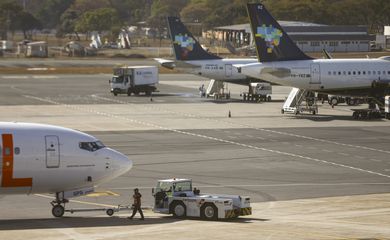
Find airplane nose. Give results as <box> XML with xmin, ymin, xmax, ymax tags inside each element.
<box><xmin>106</xmin><ymin>148</ymin><xmax>132</xmax><ymax>176</ymax></box>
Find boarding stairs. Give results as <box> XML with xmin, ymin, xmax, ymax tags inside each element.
<box><xmin>281</xmin><ymin>88</ymin><xmax>318</xmax><ymax>115</ymax></box>
<box><xmin>206</xmin><ymin>79</ymin><xmax>230</xmax><ymax>100</ymax></box>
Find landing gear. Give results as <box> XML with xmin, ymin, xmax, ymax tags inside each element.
<box><xmin>50</xmin><ymin>192</ymin><xmax>69</xmax><ymax>218</ymax></box>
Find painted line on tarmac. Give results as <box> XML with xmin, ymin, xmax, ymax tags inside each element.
<box><xmin>26</xmin><ymin>95</ymin><xmax>390</xmax><ymax>180</ymax></box>
<box><xmin>2</xmin><ymin>76</ymin><xmax>28</xmax><ymax>79</ymax></box>
<box><xmin>91</xmin><ymin>95</ymin><xmax>390</xmax><ymax>155</ymax></box>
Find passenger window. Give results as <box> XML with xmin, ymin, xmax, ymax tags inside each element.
<box><xmin>363</xmin><ymin>71</ymin><xmax>366</xmax><ymax>75</ymax></box>
<box><xmin>343</xmin><ymin>71</ymin><xmax>346</xmax><ymax>75</ymax></box>
<box><xmin>333</xmin><ymin>71</ymin><xmax>336</xmax><ymax>75</ymax></box>
<box><xmin>378</xmin><ymin>71</ymin><xmax>381</xmax><ymax>75</ymax></box>
<box><xmin>353</xmin><ymin>71</ymin><xmax>356</xmax><ymax>75</ymax></box>
<box><xmin>368</xmin><ymin>71</ymin><xmax>371</xmax><ymax>75</ymax></box>
<box><xmin>348</xmin><ymin>71</ymin><xmax>351</xmax><ymax>75</ymax></box>
<box><xmin>358</xmin><ymin>71</ymin><xmax>361</xmax><ymax>75</ymax></box>
<box><xmin>387</xmin><ymin>71</ymin><xmax>390</xmax><ymax>75</ymax></box>
<box><xmin>383</xmin><ymin>71</ymin><xmax>386</xmax><ymax>75</ymax></box>
<box><xmin>338</xmin><ymin>72</ymin><xmax>341</xmax><ymax>75</ymax></box>
<box><xmin>14</xmin><ymin>147</ymin><xmax>20</xmax><ymax>155</ymax></box>
<box><xmin>328</xmin><ymin>71</ymin><xmax>331</xmax><ymax>75</ymax></box>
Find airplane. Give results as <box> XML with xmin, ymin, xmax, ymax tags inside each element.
<box><xmin>236</xmin><ymin>3</ymin><xmax>390</xmax><ymax>113</ymax></box>
<box><xmin>155</xmin><ymin>16</ymin><xmax>259</xmax><ymax>86</ymax></box>
<box><xmin>0</xmin><ymin>122</ymin><xmax>132</xmax><ymax>217</ymax></box>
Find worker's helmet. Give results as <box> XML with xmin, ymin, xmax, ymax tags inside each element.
<box><xmin>134</xmin><ymin>188</ymin><xmax>139</xmax><ymax>192</ymax></box>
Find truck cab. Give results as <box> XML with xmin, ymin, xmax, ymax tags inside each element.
<box><xmin>152</xmin><ymin>178</ymin><xmax>251</xmax><ymax>220</ymax></box>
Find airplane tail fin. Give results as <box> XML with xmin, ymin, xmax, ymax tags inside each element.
<box><xmin>167</xmin><ymin>16</ymin><xmax>221</xmax><ymax>61</ymax></box>
<box><xmin>246</xmin><ymin>3</ymin><xmax>312</xmax><ymax>62</ymax></box>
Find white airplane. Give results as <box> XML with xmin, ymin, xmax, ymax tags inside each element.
<box><xmin>155</xmin><ymin>17</ymin><xmax>258</xmax><ymax>86</ymax></box>
<box><xmin>0</xmin><ymin>122</ymin><xmax>132</xmax><ymax>217</ymax></box>
<box><xmin>237</xmin><ymin>3</ymin><xmax>390</xmax><ymax>107</ymax></box>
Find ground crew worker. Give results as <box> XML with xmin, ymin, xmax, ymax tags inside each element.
<box><xmin>128</xmin><ymin>188</ymin><xmax>144</xmax><ymax>220</ymax></box>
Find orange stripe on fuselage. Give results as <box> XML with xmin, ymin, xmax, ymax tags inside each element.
<box><xmin>1</xmin><ymin>134</ymin><xmax>32</xmax><ymax>188</ymax></box>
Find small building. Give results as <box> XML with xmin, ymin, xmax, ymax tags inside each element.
<box><xmin>212</xmin><ymin>22</ymin><xmax>374</xmax><ymax>52</ymax></box>
<box><xmin>26</xmin><ymin>41</ymin><xmax>48</xmax><ymax>57</ymax></box>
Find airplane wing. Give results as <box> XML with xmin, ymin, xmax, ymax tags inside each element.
<box><xmin>154</xmin><ymin>58</ymin><xmax>200</xmax><ymax>69</ymax></box>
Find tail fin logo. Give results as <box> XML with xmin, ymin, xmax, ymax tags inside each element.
<box><xmin>255</xmin><ymin>24</ymin><xmax>283</xmax><ymax>53</ymax></box>
<box><xmin>174</xmin><ymin>34</ymin><xmax>195</xmax><ymax>51</ymax></box>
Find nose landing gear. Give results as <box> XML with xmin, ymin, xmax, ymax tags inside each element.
<box><xmin>50</xmin><ymin>192</ymin><xmax>69</xmax><ymax>218</ymax></box>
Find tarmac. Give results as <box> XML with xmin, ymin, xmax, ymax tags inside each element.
<box><xmin>0</xmin><ymin>71</ymin><xmax>390</xmax><ymax>239</ymax></box>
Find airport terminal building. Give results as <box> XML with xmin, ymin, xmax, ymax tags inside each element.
<box><xmin>212</xmin><ymin>21</ymin><xmax>374</xmax><ymax>52</ymax></box>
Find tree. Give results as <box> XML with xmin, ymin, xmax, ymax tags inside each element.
<box><xmin>16</xmin><ymin>11</ymin><xmax>42</xmax><ymax>39</ymax></box>
<box><xmin>35</xmin><ymin>0</ymin><xmax>74</xmax><ymax>29</ymax></box>
<box><xmin>75</xmin><ymin>8</ymin><xmax>121</xmax><ymax>33</ymax></box>
<box><xmin>57</xmin><ymin>9</ymin><xmax>80</xmax><ymax>39</ymax></box>
<box><xmin>0</xmin><ymin>1</ymin><xmax>23</xmax><ymax>39</ymax></box>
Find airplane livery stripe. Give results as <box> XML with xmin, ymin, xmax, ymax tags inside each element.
<box><xmin>1</xmin><ymin>134</ymin><xmax>33</xmax><ymax>188</ymax></box>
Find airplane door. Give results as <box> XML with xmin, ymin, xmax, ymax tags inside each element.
<box><xmin>310</xmin><ymin>64</ymin><xmax>321</xmax><ymax>84</ymax></box>
<box><xmin>225</xmin><ymin>64</ymin><xmax>232</xmax><ymax>77</ymax></box>
<box><xmin>45</xmin><ymin>136</ymin><xmax>60</xmax><ymax>168</ymax></box>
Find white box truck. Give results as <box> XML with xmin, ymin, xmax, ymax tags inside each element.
<box><xmin>152</xmin><ymin>178</ymin><xmax>251</xmax><ymax>220</ymax></box>
<box><xmin>110</xmin><ymin>66</ymin><xmax>158</xmax><ymax>96</ymax></box>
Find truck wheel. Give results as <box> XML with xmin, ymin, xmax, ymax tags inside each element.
<box><xmin>267</xmin><ymin>96</ymin><xmax>271</xmax><ymax>102</ymax></box>
<box><xmin>127</xmin><ymin>89</ymin><xmax>132</xmax><ymax>96</ymax></box>
<box><xmin>330</xmin><ymin>97</ymin><xmax>338</xmax><ymax>106</ymax></box>
<box><xmin>171</xmin><ymin>201</ymin><xmax>186</xmax><ymax>218</ymax></box>
<box><xmin>201</xmin><ymin>203</ymin><xmax>217</xmax><ymax>220</ymax></box>
<box><xmin>113</xmin><ymin>93</ymin><xmax>118</xmax><ymax>96</ymax></box>
<box><xmin>52</xmin><ymin>205</ymin><xmax>65</xmax><ymax>218</ymax></box>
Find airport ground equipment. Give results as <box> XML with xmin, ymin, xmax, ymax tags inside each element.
<box><xmin>281</xmin><ymin>88</ymin><xmax>318</xmax><ymax>115</ymax></box>
<box><xmin>241</xmin><ymin>82</ymin><xmax>272</xmax><ymax>102</ymax></box>
<box><xmin>385</xmin><ymin>96</ymin><xmax>390</xmax><ymax>119</ymax></box>
<box><xmin>152</xmin><ymin>178</ymin><xmax>251</xmax><ymax>220</ymax></box>
<box><xmin>206</xmin><ymin>79</ymin><xmax>230</xmax><ymax>100</ymax></box>
<box><xmin>110</xmin><ymin>66</ymin><xmax>158</xmax><ymax>96</ymax></box>
<box><xmin>63</xmin><ymin>205</ymin><xmax>132</xmax><ymax>217</ymax></box>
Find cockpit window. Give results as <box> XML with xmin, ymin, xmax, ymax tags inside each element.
<box><xmin>79</xmin><ymin>141</ymin><xmax>105</xmax><ymax>152</ymax></box>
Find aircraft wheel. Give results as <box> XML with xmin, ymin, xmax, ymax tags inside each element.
<box><xmin>52</xmin><ymin>205</ymin><xmax>65</xmax><ymax>218</ymax></box>
<box><xmin>267</xmin><ymin>96</ymin><xmax>272</xmax><ymax>102</ymax></box>
<box><xmin>106</xmin><ymin>209</ymin><xmax>114</xmax><ymax>216</ymax></box>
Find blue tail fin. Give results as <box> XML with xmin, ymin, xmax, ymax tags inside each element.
<box><xmin>247</xmin><ymin>3</ymin><xmax>312</xmax><ymax>62</ymax></box>
<box><xmin>167</xmin><ymin>16</ymin><xmax>221</xmax><ymax>61</ymax></box>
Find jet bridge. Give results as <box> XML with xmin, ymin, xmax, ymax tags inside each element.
<box><xmin>281</xmin><ymin>88</ymin><xmax>318</xmax><ymax>115</ymax></box>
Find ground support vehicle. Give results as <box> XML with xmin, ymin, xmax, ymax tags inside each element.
<box><xmin>384</xmin><ymin>96</ymin><xmax>390</xmax><ymax>120</ymax></box>
<box><xmin>62</xmin><ymin>205</ymin><xmax>132</xmax><ymax>217</ymax></box>
<box><xmin>152</xmin><ymin>178</ymin><xmax>251</xmax><ymax>220</ymax></box>
<box><xmin>241</xmin><ymin>82</ymin><xmax>272</xmax><ymax>102</ymax></box>
<box><xmin>109</xmin><ymin>66</ymin><xmax>158</xmax><ymax>96</ymax></box>
<box><xmin>205</xmin><ymin>80</ymin><xmax>230</xmax><ymax>100</ymax></box>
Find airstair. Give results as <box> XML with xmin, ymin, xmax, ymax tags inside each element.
<box><xmin>281</xmin><ymin>88</ymin><xmax>318</xmax><ymax>115</ymax></box>
<box><xmin>206</xmin><ymin>79</ymin><xmax>230</xmax><ymax>100</ymax></box>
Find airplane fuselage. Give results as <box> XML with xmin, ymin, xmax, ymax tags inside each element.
<box><xmin>0</xmin><ymin>122</ymin><xmax>132</xmax><ymax>195</ymax></box>
<box><xmin>239</xmin><ymin>57</ymin><xmax>390</xmax><ymax>96</ymax></box>
<box><xmin>179</xmin><ymin>58</ymin><xmax>258</xmax><ymax>84</ymax></box>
